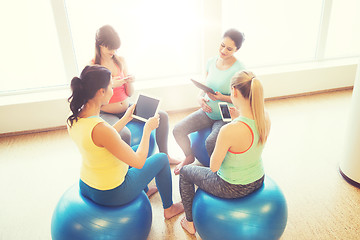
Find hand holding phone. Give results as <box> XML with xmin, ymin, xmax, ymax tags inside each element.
<box><xmin>218</xmin><ymin>102</ymin><xmax>232</xmax><ymax>122</ymax></box>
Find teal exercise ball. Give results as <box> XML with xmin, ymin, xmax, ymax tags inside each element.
<box><xmin>192</xmin><ymin>176</ymin><xmax>288</xmax><ymax>240</ymax></box>
<box><xmin>51</xmin><ymin>184</ymin><xmax>152</xmax><ymax>240</ymax></box>
<box><xmin>126</xmin><ymin>121</ymin><xmax>156</xmax><ymax>157</ymax></box>
<box><xmin>189</xmin><ymin>127</ymin><xmax>211</xmax><ymax>167</ymax></box>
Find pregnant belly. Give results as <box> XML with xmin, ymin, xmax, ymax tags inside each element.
<box><xmin>101</xmin><ymin>99</ymin><xmax>130</xmax><ymax>114</ymax></box>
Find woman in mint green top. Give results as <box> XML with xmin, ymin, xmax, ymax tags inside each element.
<box><xmin>179</xmin><ymin>70</ymin><xmax>271</xmax><ymax>235</ymax></box>
<box><xmin>173</xmin><ymin>29</ymin><xmax>246</xmax><ymax>175</ymax></box>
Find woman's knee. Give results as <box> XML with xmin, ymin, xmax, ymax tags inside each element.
<box><xmin>179</xmin><ymin>164</ymin><xmax>192</xmax><ymax>177</ymax></box>
<box><xmin>205</xmin><ymin>136</ymin><xmax>216</xmax><ymax>156</ymax></box>
<box><xmin>153</xmin><ymin>152</ymin><xmax>169</xmax><ymax>166</ymax></box>
<box><xmin>158</xmin><ymin>110</ymin><xmax>169</xmax><ymax>122</ymax></box>
<box><xmin>172</xmin><ymin>121</ymin><xmax>184</xmax><ymax>139</ymax></box>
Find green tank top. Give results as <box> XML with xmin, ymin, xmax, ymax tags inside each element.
<box><xmin>204</xmin><ymin>57</ymin><xmax>245</xmax><ymax>120</ymax></box>
<box><xmin>217</xmin><ymin>116</ymin><xmax>265</xmax><ymax>185</ymax></box>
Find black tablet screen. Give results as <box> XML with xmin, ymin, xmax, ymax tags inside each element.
<box><xmin>134</xmin><ymin>95</ymin><xmax>160</xmax><ymax>120</ymax></box>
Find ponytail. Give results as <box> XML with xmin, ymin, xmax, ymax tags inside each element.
<box><xmin>67</xmin><ymin>77</ymin><xmax>86</xmax><ymax>127</ymax></box>
<box><xmin>250</xmin><ymin>78</ymin><xmax>267</xmax><ymax>145</ymax></box>
<box><xmin>67</xmin><ymin>65</ymin><xmax>111</xmax><ymax>127</ymax></box>
<box><xmin>231</xmin><ymin>71</ymin><xmax>268</xmax><ymax>145</ymax></box>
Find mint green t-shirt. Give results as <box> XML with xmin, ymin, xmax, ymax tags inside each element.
<box><xmin>217</xmin><ymin>116</ymin><xmax>265</xmax><ymax>185</ymax></box>
<box><xmin>205</xmin><ymin>57</ymin><xmax>245</xmax><ymax>120</ymax></box>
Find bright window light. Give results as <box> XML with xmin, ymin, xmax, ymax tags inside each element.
<box><xmin>222</xmin><ymin>0</ymin><xmax>323</xmax><ymax>67</ymax></box>
<box><xmin>0</xmin><ymin>0</ymin><xmax>67</xmax><ymax>93</ymax></box>
<box><xmin>325</xmin><ymin>0</ymin><xmax>360</xmax><ymax>58</ymax></box>
<box><xmin>65</xmin><ymin>0</ymin><xmax>203</xmax><ymax>81</ymax></box>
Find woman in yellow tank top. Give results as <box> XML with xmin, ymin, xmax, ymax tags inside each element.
<box><xmin>67</xmin><ymin>65</ymin><xmax>184</xmax><ymax>219</ymax></box>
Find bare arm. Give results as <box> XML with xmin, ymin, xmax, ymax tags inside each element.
<box><xmin>208</xmin><ymin>93</ymin><xmax>232</xmax><ymax>103</ymax></box>
<box><xmin>119</xmin><ymin>56</ymin><xmax>135</xmax><ymax>97</ymax></box>
<box><xmin>112</xmin><ymin>104</ymin><xmax>135</xmax><ymax>132</ymax></box>
<box><xmin>92</xmin><ymin>116</ymin><xmax>159</xmax><ymax>169</ymax></box>
<box><xmin>209</xmin><ymin>125</ymin><xmax>233</xmax><ymax>172</ymax></box>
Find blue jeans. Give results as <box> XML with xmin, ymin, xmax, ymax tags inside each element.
<box><xmin>80</xmin><ymin>153</ymin><xmax>173</xmax><ymax>208</ymax></box>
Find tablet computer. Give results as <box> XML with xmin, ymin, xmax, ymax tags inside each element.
<box><xmin>132</xmin><ymin>93</ymin><xmax>161</xmax><ymax>122</ymax></box>
<box><xmin>190</xmin><ymin>79</ymin><xmax>216</xmax><ymax>95</ymax></box>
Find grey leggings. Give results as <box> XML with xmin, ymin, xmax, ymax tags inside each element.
<box><xmin>100</xmin><ymin>108</ymin><xmax>170</xmax><ymax>154</ymax></box>
<box><xmin>179</xmin><ymin>165</ymin><xmax>264</xmax><ymax>221</ymax></box>
<box><xmin>173</xmin><ymin>109</ymin><xmax>227</xmax><ymax>157</ymax></box>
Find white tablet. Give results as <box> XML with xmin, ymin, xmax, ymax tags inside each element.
<box><xmin>218</xmin><ymin>102</ymin><xmax>232</xmax><ymax>122</ymax></box>
<box><xmin>132</xmin><ymin>93</ymin><xmax>161</xmax><ymax>122</ymax></box>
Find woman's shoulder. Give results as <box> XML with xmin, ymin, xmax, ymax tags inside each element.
<box><xmin>221</xmin><ymin>120</ymin><xmax>251</xmax><ymax>136</ymax></box>
<box><xmin>114</xmin><ymin>55</ymin><xmax>126</xmax><ymax>64</ymax></box>
<box><xmin>207</xmin><ymin>56</ymin><xmax>218</xmax><ymax>64</ymax></box>
<box><xmin>233</xmin><ymin>59</ymin><xmax>246</xmax><ymax>70</ymax></box>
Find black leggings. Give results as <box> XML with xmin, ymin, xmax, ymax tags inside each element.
<box><xmin>173</xmin><ymin>109</ymin><xmax>227</xmax><ymax>157</ymax></box>
<box><xmin>179</xmin><ymin>165</ymin><xmax>264</xmax><ymax>221</ymax></box>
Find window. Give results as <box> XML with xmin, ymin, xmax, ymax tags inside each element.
<box><xmin>0</xmin><ymin>0</ymin><xmax>67</xmax><ymax>93</ymax></box>
<box><xmin>65</xmin><ymin>0</ymin><xmax>203</xmax><ymax>81</ymax></box>
<box><xmin>325</xmin><ymin>0</ymin><xmax>360</xmax><ymax>58</ymax></box>
<box><xmin>222</xmin><ymin>0</ymin><xmax>323</xmax><ymax>67</ymax></box>
<box><xmin>2</xmin><ymin>0</ymin><xmax>360</xmax><ymax>95</ymax></box>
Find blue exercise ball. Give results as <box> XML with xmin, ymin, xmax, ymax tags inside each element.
<box><xmin>51</xmin><ymin>184</ymin><xmax>152</xmax><ymax>240</ymax></box>
<box><xmin>189</xmin><ymin>127</ymin><xmax>211</xmax><ymax>167</ymax></box>
<box><xmin>192</xmin><ymin>176</ymin><xmax>288</xmax><ymax>240</ymax></box>
<box><xmin>126</xmin><ymin>121</ymin><xmax>156</xmax><ymax>157</ymax></box>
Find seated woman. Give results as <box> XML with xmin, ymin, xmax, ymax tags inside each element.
<box><xmin>173</xmin><ymin>28</ymin><xmax>246</xmax><ymax>174</ymax></box>
<box><xmin>67</xmin><ymin>65</ymin><xmax>183</xmax><ymax>219</ymax></box>
<box><xmin>91</xmin><ymin>25</ymin><xmax>180</xmax><ymax>165</ymax></box>
<box><xmin>179</xmin><ymin>71</ymin><xmax>271</xmax><ymax>234</ymax></box>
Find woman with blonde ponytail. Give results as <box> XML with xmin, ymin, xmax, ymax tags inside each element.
<box><xmin>234</xmin><ymin>71</ymin><xmax>270</xmax><ymax>144</ymax></box>
<box><xmin>179</xmin><ymin>70</ymin><xmax>270</xmax><ymax>235</ymax></box>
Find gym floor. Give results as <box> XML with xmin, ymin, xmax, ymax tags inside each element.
<box><xmin>0</xmin><ymin>89</ymin><xmax>360</xmax><ymax>239</ymax></box>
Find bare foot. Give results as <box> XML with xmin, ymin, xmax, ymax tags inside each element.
<box><xmin>164</xmin><ymin>202</ymin><xmax>184</xmax><ymax>219</ymax></box>
<box><xmin>173</xmin><ymin>155</ymin><xmax>195</xmax><ymax>175</ymax></box>
<box><xmin>167</xmin><ymin>155</ymin><xmax>182</xmax><ymax>165</ymax></box>
<box><xmin>180</xmin><ymin>217</ymin><xmax>196</xmax><ymax>235</ymax></box>
<box><xmin>146</xmin><ymin>186</ymin><xmax>158</xmax><ymax>198</ymax></box>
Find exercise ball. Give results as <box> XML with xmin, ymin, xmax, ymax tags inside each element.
<box><xmin>126</xmin><ymin>121</ymin><xmax>156</xmax><ymax>157</ymax></box>
<box><xmin>189</xmin><ymin>127</ymin><xmax>211</xmax><ymax>167</ymax></box>
<box><xmin>51</xmin><ymin>184</ymin><xmax>152</xmax><ymax>240</ymax></box>
<box><xmin>192</xmin><ymin>176</ymin><xmax>287</xmax><ymax>240</ymax></box>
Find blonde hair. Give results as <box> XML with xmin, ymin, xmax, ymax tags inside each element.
<box><xmin>231</xmin><ymin>71</ymin><xmax>268</xmax><ymax>145</ymax></box>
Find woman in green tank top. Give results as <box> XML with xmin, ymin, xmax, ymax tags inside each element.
<box><xmin>179</xmin><ymin>70</ymin><xmax>271</xmax><ymax>235</ymax></box>
<box><xmin>173</xmin><ymin>29</ymin><xmax>246</xmax><ymax>175</ymax></box>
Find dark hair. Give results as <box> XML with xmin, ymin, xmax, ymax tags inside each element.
<box><xmin>67</xmin><ymin>65</ymin><xmax>111</xmax><ymax>127</ymax></box>
<box><xmin>94</xmin><ymin>25</ymin><xmax>121</xmax><ymax>67</ymax></box>
<box><xmin>223</xmin><ymin>29</ymin><xmax>245</xmax><ymax>50</ymax></box>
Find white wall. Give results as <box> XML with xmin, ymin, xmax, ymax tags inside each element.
<box><xmin>0</xmin><ymin>0</ymin><xmax>358</xmax><ymax>135</ymax></box>
<box><xmin>0</xmin><ymin>60</ymin><xmax>356</xmax><ymax>135</ymax></box>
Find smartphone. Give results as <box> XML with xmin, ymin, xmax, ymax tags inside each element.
<box><xmin>218</xmin><ymin>102</ymin><xmax>232</xmax><ymax>122</ymax></box>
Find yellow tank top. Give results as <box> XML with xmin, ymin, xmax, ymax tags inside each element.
<box><xmin>68</xmin><ymin>116</ymin><xmax>128</xmax><ymax>190</ymax></box>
